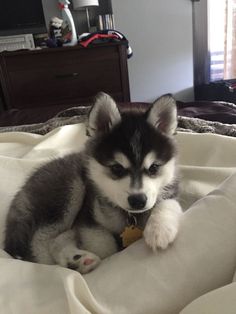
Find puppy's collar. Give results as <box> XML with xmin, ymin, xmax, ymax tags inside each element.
<box><xmin>127</xmin><ymin>213</ymin><xmax>138</xmax><ymax>227</ymax></box>
<box><xmin>125</xmin><ymin>208</ymin><xmax>151</xmax><ymax>214</ymax></box>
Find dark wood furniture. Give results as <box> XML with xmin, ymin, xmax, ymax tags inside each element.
<box><xmin>0</xmin><ymin>42</ymin><xmax>130</xmax><ymax>110</ymax></box>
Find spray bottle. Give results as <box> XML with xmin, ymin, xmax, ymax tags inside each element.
<box><xmin>58</xmin><ymin>0</ymin><xmax>77</xmax><ymax>46</ymax></box>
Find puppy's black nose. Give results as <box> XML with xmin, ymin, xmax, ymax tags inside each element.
<box><xmin>128</xmin><ymin>194</ymin><xmax>147</xmax><ymax>210</ymax></box>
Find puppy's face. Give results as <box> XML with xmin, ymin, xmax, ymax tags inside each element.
<box><xmin>86</xmin><ymin>93</ymin><xmax>178</xmax><ymax>213</ymax></box>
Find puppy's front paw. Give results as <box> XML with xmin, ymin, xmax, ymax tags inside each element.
<box><xmin>143</xmin><ymin>215</ymin><xmax>179</xmax><ymax>251</ymax></box>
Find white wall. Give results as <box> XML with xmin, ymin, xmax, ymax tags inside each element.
<box><xmin>112</xmin><ymin>0</ymin><xmax>194</xmax><ymax>102</ymax></box>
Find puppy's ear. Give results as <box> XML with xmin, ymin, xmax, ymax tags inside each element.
<box><xmin>146</xmin><ymin>94</ymin><xmax>177</xmax><ymax>136</ymax></box>
<box><xmin>87</xmin><ymin>92</ymin><xmax>121</xmax><ymax>137</ymax></box>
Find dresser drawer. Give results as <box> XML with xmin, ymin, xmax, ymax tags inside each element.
<box><xmin>0</xmin><ymin>43</ymin><xmax>130</xmax><ymax>109</ymax></box>
<box><xmin>5</xmin><ymin>45</ymin><xmax>118</xmax><ymax>70</ymax></box>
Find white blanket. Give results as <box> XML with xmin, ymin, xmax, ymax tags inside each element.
<box><xmin>0</xmin><ymin>124</ymin><xmax>236</xmax><ymax>314</ymax></box>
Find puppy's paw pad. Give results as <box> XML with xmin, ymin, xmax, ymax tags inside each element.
<box><xmin>144</xmin><ymin>217</ymin><xmax>178</xmax><ymax>251</ymax></box>
<box><xmin>73</xmin><ymin>254</ymin><xmax>82</xmax><ymax>261</ymax></box>
<box><xmin>68</xmin><ymin>252</ymin><xmax>101</xmax><ymax>274</ymax></box>
<box><xmin>83</xmin><ymin>258</ymin><xmax>95</xmax><ymax>266</ymax></box>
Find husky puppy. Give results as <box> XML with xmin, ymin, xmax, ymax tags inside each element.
<box><xmin>4</xmin><ymin>93</ymin><xmax>182</xmax><ymax>274</ymax></box>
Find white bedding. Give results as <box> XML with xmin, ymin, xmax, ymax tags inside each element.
<box><xmin>0</xmin><ymin>124</ymin><xmax>236</xmax><ymax>314</ymax></box>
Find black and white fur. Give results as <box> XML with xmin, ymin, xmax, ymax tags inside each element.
<box><xmin>4</xmin><ymin>93</ymin><xmax>182</xmax><ymax>274</ymax></box>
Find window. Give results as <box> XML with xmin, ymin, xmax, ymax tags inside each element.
<box><xmin>209</xmin><ymin>0</ymin><xmax>236</xmax><ymax>81</ymax></box>
<box><xmin>208</xmin><ymin>0</ymin><xmax>225</xmax><ymax>81</ymax></box>
<box><xmin>193</xmin><ymin>0</ymin><xmax>236</xmax><ymax>85</ymax></box>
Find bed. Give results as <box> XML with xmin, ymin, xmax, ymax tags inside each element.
<box><xmin>0</xmin><ymin>99</ymin><xmax>236</xmax><ymax>314</ymax></box>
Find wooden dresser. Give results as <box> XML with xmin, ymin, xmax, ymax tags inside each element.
<box><xmin>0</xmin><ymin>42</ymin><xmax>130</xmax><ymax>110</ymax></box>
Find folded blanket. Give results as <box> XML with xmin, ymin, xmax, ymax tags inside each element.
<box><xmin>1</xmin><ymin>105</ymin><xmax>236</xmax><ymax>138</ymax></box>
<box><xmin>181</xmin><ymin>283</ymin><xmax>236</xmax><ymax>314</ymax></box>
<box><xmin>85</xmin><ymin>172</ymin><xmax>236</xmax><ymax>314</ymax></box>
<box><xmin>0</xmin><ymin>125</ymin><xmax>236</xmax><ymax>314</ymax></box>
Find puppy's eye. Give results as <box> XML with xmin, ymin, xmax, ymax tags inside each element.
<box><xmin>110</xmin><ymin>163</ymin><xmax>127</xmax><ymax>178</ymax></box>
<box><xmin>147</xmin><ymin>163</ymin><xmax>160</xmax><ymax>176</ymax></box>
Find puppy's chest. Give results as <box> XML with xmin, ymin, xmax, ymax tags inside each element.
<box><xmin>93</xmin><ymin>201</ymin><xmax>126</xmax><ymax>234</ymax></box>
<box><xmin>93</xmin><ymin>200</ymin><xmax>151</xmax><ymax>235</ymax></box>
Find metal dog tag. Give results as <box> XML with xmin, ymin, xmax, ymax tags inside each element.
<box><xmin>121</xmin><ymin>225</ymin><xmax>143</xmax><ymax>248</ymax></box>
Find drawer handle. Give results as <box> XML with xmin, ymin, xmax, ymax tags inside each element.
<box><xmin>55</xmin><ymin>72</ymin><xmax>79</xmax><ymax>79</ymax></box>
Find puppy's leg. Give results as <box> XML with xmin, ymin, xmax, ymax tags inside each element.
<box><xmin>143</xmin><ymin>199</ymin><xmax>183</xmax><ymax>251</ymax></box>
<box><xmin>76</xmin><ymin>225</ymin><xmax>119</xmax><ymax>260</ymax></box>
<box><xmin>49</xmin><ymin>229</ymin><xmax>101</xmax><ymax>274</ymax></box>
